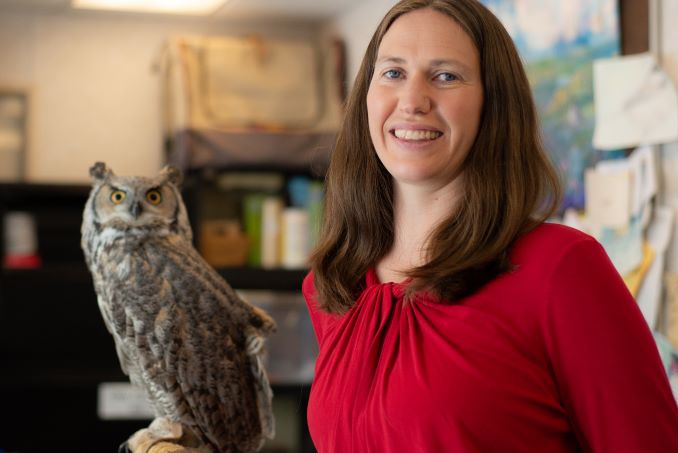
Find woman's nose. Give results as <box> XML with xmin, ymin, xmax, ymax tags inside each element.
<box><xmin>398</xmin><ymin>77</ymin><xmax>431</xmax><ymax>115</ymax></box>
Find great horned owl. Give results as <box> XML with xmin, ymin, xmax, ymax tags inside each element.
<box><xmin>81</xmin><ymin>162</ymin><xmax>275</xmax><ymax>452</ymax></box>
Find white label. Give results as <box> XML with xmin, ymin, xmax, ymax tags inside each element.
<box><xmin>97</xmin><ymin>382</ymin><xmax>155</xmax><ymax>420</ymax></box>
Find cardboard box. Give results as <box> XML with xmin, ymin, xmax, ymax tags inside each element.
<box><xmin>200</xmin><ymin>220</ymin><xmax>249</xmax><ymax>267</ymax></box>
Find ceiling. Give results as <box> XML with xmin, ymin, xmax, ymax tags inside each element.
<box><xmin>0</xmin><ymin>0</ymin><xmax>365</xmax><ymax>20</ymax></box>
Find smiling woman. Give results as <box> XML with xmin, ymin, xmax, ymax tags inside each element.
<box><xmin>304</xmin><ymin>0</ymin><xmax>678</xmax><ymax>452</ymax></box>
<box><xmin>311</xmin><ymin>0</ymin><xmax>561</xmax><ymax>311</ymax></box>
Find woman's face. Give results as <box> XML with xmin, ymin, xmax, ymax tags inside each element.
<box><xmin>367</xmin><ymin>8</ymin><xmax>483</xmax><ymax>192</ymax></box>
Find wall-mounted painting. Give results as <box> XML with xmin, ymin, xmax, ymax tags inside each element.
<box><xmin>480</xmin><ymin>0</ymin><xmax>621</xmax><ymax>211</ymax></box>
<box><xmin>0</xmin><ymin>88</ymin><xmax>28</xmax><ymax>182</ymax></box>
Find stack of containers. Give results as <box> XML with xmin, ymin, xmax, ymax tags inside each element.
<box><xmin>243</xmin><ymin>176</ymin><xmax>323</xmax><ymax>269</ymax></box>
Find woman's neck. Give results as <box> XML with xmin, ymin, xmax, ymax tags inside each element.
<box><xmin>376</xmin><ymin>177</ymin><xmax>464</xmax><ymax>284</ymax></box>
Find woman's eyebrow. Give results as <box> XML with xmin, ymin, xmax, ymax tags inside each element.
<box><xmin>430</xmin><ymin>58</ymin><xmax>472</xmax><ymax>71</ymax></box>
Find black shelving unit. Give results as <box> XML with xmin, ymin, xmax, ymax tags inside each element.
<box><xmin>218</xmin><ymin>267</ymin><xmax>307</xmax><ymax>291</ymax></box>
<box><xmin>0</xmin><ymin>183</ymin><xmax>316</xmax><ymax>453</ymax></box>
<box><xmin>0</xmin><ymin>183</ymin><xmax>144</xmax><ymax>452</ymax></box>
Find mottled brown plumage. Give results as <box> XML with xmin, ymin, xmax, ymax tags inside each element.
<box><xmin>81</xmin><ymin>162</ymin><xmax>275</xmax><ymax>452</ymax></box>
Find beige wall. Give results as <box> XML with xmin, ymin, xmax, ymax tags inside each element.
<box><xmin>0</xmin><ymin>10</ymin><xmax>317</xmax><ymax>183</ymax></box>
<box><xmin>327</xmin><ymin>0</ymin><xmax>396</xmax><ymax>87</ymax></box>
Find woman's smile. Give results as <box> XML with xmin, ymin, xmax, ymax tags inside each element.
<box><xmin>391</xmin><ymin>128</ymin><xmax>443</xmax><ymax>141</ymax></box>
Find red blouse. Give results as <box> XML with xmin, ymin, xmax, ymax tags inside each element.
<box><xmin>302</xmin><ymin>223</ymin><xmax>678</xmax><ymax>452</ymax></box>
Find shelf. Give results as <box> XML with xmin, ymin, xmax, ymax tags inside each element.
<box><xmin>1</xmin><ymin>264</ymin><xmax>307</xmax><ymax>292</ymax></box>
<box><xmin>0</xmin><ymin>366</ymin><xmax>127</xmax><ymax>387</ymax></box>
<box><xmin>0</xmin><ymin>182</ymin><xmax>90</xmax><ymax>199</ymax></box>
<box><xmin>0</xmin><ymin>364</ymin><xmax>312</xmax><ymax>389</ymax></box>
<box><xmin>168</xmin><ymin>128</ymin><xmax>334</xmax><ymax>177</ymax></box>
<box><xmin>217</xmin><ymin>267</ymin><xmax>307</xmax><ymax>291</ymax></box>
<box><xmin>1</xmin><ymin>262</ymin><xmax>91</xmax><ymax>281</ymax></box>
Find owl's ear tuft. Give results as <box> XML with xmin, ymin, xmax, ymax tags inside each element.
<box><xmin>161</xmin><ymin>165</ymin><xmax>182</xmax><ymax>187</ymax></box>
<box><xmin>89</xmin><ymin>162</ymin><xmax>114</xmax><ymax>181</ymax></box>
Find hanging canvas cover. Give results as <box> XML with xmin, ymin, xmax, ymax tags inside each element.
<box><xmin>200</xmin><ymin>37</ymin><xmax>321</xmax><ymax>129</ymax></box>
<box><xmin>159</xmin><ymin>34</ymin><xmax>344</xmax><ymax>171</ymax></box>
<box><xmin>162</xmin><ymin>34</ymin><xmax>343</xmax><ymax>133</ymax></box>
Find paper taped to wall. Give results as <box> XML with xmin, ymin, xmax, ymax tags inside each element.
<box><xmin>593</xmin><ymin>53</ymin><xmax>678</xmax><ymax>150</ymax></box>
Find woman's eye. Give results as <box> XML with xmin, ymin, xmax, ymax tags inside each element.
<box><xmin>384</xmin><ymin>69</ymin><xmax>402</xmax><ymax>79</ymax></box>
<box><xmin>436</xmin><ymin>72</ymin><xmax>458</xmax><ymax>82</ymax></box>
<box><xmin>110</xmin><ymin>190</ymin><xmax>126</xmax><ymax>205</ymax></box>
<box><xmin>146</xmin><ymin>190</ymin><xmax>162</xmax><ymax>205</ymax></box>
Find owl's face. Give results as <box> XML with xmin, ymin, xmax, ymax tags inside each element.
<box><xmin>84</xmin><ymin>163</ymin><xmax>191</xmax><ymax>240</ymax></box>
<box><xmin>92</xmin><ymin>177</ymin><xmax>180</xmax><ymax>229</ymax></box>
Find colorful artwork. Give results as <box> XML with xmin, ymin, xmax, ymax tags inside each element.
<box><xmin>481</xmin><ymin>0</ymin><xmax>620</xmax><ymax>210</ymax></box>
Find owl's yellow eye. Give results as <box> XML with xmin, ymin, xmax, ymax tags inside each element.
<box><xmin>146</xmin><ymin>189</ymin><xmax>162</xmax><ymax>205</ymax></box>
<box><xmin>110</xmin><ymin>190</ymin><xmax>126</xmax><ymax>204</ymax></box>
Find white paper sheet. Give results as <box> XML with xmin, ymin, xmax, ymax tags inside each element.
<box><xmin>593</xmin><ymin>53</ymin><xmax>678</xmax><ymax>150</ymax></box>
<box><xmin>637</xmin><ymin>206</ymin><xmax>675</xmax><ymax>329</ymax></box>
<box><xmin>594</xmin><ymin>146</ymin><xmax>658</xmax><ymax>218</ymax></box>
<box><xmin>585</xmin><ymin>166</ymin><xmax>631</xmax><ymax>228</ymax></box>
<box><xmin>630</xmin><ymin>145</ymin><xmax>658</xmax><ymax>210</ymax></box>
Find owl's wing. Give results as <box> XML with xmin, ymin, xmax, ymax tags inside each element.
<box><xmin>177</xmin><ymin>244</ymin><xmax>276</xmax><ymax>441</ymax></box>
<box><xmin>138</xmin><ymin>239</ymin><xmax>274</xmax><ymax>451</ymax></box>
<box><xmin>95</xmin><ymin>283</ymin><xmax>133</xmax><ymax>376</ymax></box>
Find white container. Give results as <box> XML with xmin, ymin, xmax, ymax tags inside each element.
<box><xmin>261</xmin><ymin>196</ymin><xmax>283</xmax><ymax>269</ymax></box>
<box><xmin>4</xmin><ymin>211</ymin><xmax>38</xmax><ymax>256</ymax></box>
<box><xmin>280</xmin><ymin>208</ymin><xmax>309</xmax><ymax>269</ymax></box>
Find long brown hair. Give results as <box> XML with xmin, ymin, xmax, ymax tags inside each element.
<box><xmin>310</xmin><ymin>0</ymin><xmax>562</xmax><ymax>313</ymax></box>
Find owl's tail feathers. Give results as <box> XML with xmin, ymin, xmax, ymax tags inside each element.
<box><xmin>126</xmin><ymin>417</ymin><xmax>213</xmax><ymax>453</ymax></box>
<box><xmin>246</xmin><ymin>332</ymin><xmax>276</xmax><ymax>444</ymax></box>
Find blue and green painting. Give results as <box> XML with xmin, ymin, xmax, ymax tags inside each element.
<box><xmin>480</xmin><ymin>0</ymin><xmax>620</xmax><ymax>210</ymax></box>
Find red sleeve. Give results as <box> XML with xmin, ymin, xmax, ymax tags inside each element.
<box><xmin>542</xmin><ymin>237</ymin><xmax>678</xmax><ymax>452</ymax></box>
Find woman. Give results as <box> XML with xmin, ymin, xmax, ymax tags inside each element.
<box><xmin>303</xmin><ymin>0</ymin><xmax>678</xmax><ymax>451</ymax></box>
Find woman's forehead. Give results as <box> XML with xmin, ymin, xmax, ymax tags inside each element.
<box><xmin>377</xmin><ymin>9</ymin><xmax>478</xmax><ymax>67</ymax></box>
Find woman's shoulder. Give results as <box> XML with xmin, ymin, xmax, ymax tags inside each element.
<box><xmin>486</xmin><ymin>222</ymin><xmax>616</xmax><ymax>319</ymax></box>
<box><xmin>510</xmin><ymin>222</ymin><xmax>604</xmax><ymax>275</ymax></box>
<box><xmin>514</xmin><ymin>222</ymin><xmax>597</xmax><ymax>256</ymax></box>
<box><xmin>519</xmin><ymin>221</ymin><xmax>593</xmax><ymax>244</ymax></box>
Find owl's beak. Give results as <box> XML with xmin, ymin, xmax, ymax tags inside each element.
<box><xmin>130</xmin><ymin>202</ymin><xmax>143</xmax><ymax>219</ymax></box>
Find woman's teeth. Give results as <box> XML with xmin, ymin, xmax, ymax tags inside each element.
<box><xmin>393</xmin><ymin>129</ymin><xmax>442</xmax><ymax>140</ymax></box>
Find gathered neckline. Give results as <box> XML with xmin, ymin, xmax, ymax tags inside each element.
<box><xmin>365</xmin><ymin>268</ymin><xmax>413</xmax><ymax>298</ymax></box>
